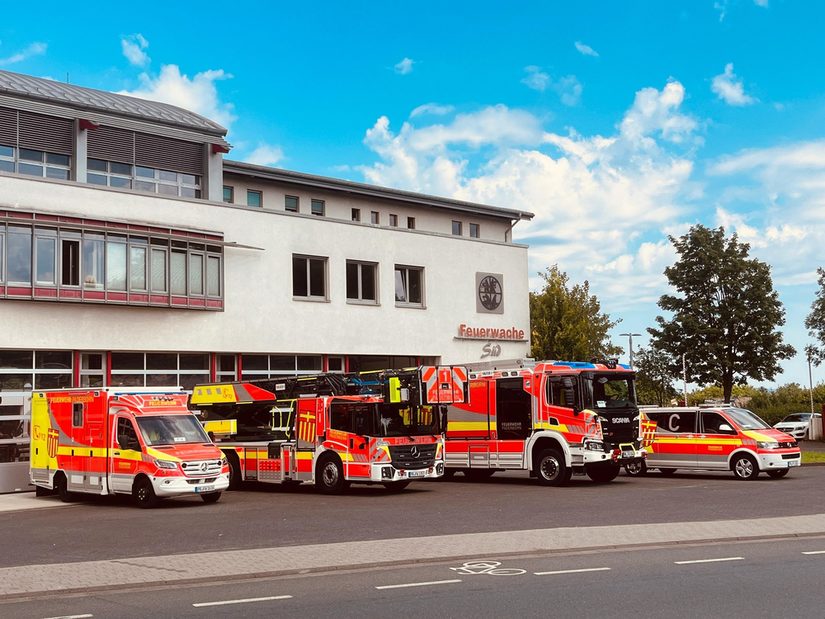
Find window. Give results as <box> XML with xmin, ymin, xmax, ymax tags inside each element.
<box><xmin>389</xmin><ymin>214</ymin><xmax>398</xmax><ymax>227</ymax></box>
<box><xmin>646</xmin><ymin>411</ymin><xmax>698</xmax><ymax>434</ymax></box>
<box><xmin>371</xmin><ymin>211</ymin><xmax>380</xmax><ymax>225</ymax></box>
<box><xmin>34</xmin><ymin>230</ymin><xmax>57</xmax><ymax>286</ymax></box>
<box><xmin>394</xmin><ymin>265</ymin><xmax>424</xmax><ymax>306</ymax></box>
<box><xmin>247</xmin><ymin>190</ymin><xmax>263</xmax><ymax>207</ymax></box>
<box><xmin>0</xmin><ymin>350</ymin><xmax>72</xmax><ymax>390</ymax></box>
<box><xmin>292</xmin><ymin>255</ymin><xmax>328</xmax><ymax>299</ymax></box>
<box><xmin>61</xmin><ymin>236</ymin><xmax>80</xmax><ymax>286</ymax></box>
<box><xmin>223</xmin><ymin>186</ymin><xmax>234</xmax><ymax>203</ymax></box>
<box><xmin>8</xmin><ymin>226</ymin><xmax>32</xmax><ymax>283</ymax></box>
<box><xmin>129</xmin><ymin>239</ymin><xmax>147</xmax><ymax>291</ymax></box>
<box><xmin>346</xmin><ymin>261</ymin><xmax>378</xmax><ymax>303</ymax></box>
<box><xmin>702</xmin><ymin>412</ymin><xmax>736</xmax><ymax>435</ymax></box>
<box><xmin>80</xmin><ymin>352</ymin><xmax>105</xmax><ymax>387</ymax></box>
<box><xmin>351</xmin><ymin>208</ymin><xmax>361</xmax><ymax>222</ymax></box>
<box><xmin>105</xmin><ymin>237</ymin><xmax>127</xmax><ymax>291</ymax></box>
<box><xmin>0</xmin><ymin>147</ymin><xmax>70</xmax><ymax>180</ymax></box>
<box><xmin>311</xmin><ymin>199</ymin><xmax>325</xmax><ymax>216</ymax></box>
<box><xmin>452</xmin><ymin>220</ymin><xmax>463</xmax><ymax>236</ymax></box>
<box><xmin>217</xmin><ymin>354</ymin><xmax>237</xmax><ymax>381</ymax></box>
<box><xmin>469</xmin><ymin>223</ymin><xmax>480</xmax><ymax>238</ymax></box>
<box><xmin>407</xmin><ymin>217</ymin><xmax>416</xmax><ymax>230</ymax></box>
<box><xmin>240</xmin><ymin>354</ymin><xmax>322</xmax><ymax>379</ymax></box>
<box><xmin>110</xmin><ymin>352</ymin><xmax>210</xmax><ymax>390</ymax></box>
<box><xmin>87</xmin><ymin>159</ymin><xmax>200</xmax><ymax>197</ymax></box>
<box><xmin>285</xmin><ymin>195</ymin><xmax>299</xmax><ymax>213</ymax></box>
<box><xmin>82</xmin><ymin>234</ymin><xmax>105</xmax><ymax>289</ymax></box>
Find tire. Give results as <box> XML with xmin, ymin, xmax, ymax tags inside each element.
<box><xmin>55</xmin><ymin>473</ymin><xmax>76</xmax><ymax>503</ymax></box>
<box><xmin>624</xmin><ymin>460</ymin><xmax>647</xmax><ymax>476</ymax></box>
<box><xmin>658</xmin><ymin>468</ymin><xmax>677</xmax><ymax>476</ymax></box>
<box><xmin>731</xmin><ymin>454</ymin><xmax>759</xmax><ymax>480</ymax></box>
<box><xmin>315</xmin><ymin>455</ymin><xmax>346</xmax><ymax>494</ymax></box>
<box><xmin>132</xmin><ymin>476</ymin><xmax>160</xmax><ymax>508</ymax></box>
<box><xmin>383</xmin><ymin>481</ymin><xmax>411</xmax><ymax>492</ymax></box>
<box><xmin>464</xmin><ymin>469</ymin><xmax>495</xmax><ymax>481</ymax></box>
<box><xmin>226</xmin><ymin>452</ymin><xmax>243</xmax><ymax>490</ymax></box>
<box><xmin>767</xmin><ymin>469</ymin><xmax>789</xmax><ymax>479</ymax></box>
<box><xmin>200</xmin><ymin>491</ymin><xmax>222</xmax><ymax>504</ymax></box>
<box><xmin>586</xmin><ymin>462</ymin><xmax>621</xmax><ymax>483</ymax></box>
<box><xmin>535</xmin><ymin>448</ymin><xmax>568</xmax><ymax>486</ymax></box>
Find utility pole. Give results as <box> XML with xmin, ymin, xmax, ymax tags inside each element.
<box><xmin>682</xmin><ymin>353</ymin><xmax>688</xmax><ymax>407</ymax></box>
<box><xmin>619</xmin><ymin>332</ymin><xmax>641</xmax><ymax>368</ymax></box>
<box><xmin>808</xmin><ymin>349</ymin><xmax>815</xmax><ymax>415</ymax></box>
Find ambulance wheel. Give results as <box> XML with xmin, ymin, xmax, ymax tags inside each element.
<box><xmin>226</xmin><ymin>452</ymin><xmax>243</xmax><ymax>490</ymax></box>
<box><xmin>658</xmin><ymin>468</ymin><xmax>677</xmax><ymax>476</ymax></box>
<box><xmin>201</xmin><ymin>492</ymin><xmax>222</xmax><ymax>504</ymax></box>
<box><xmin>55</xmin><ymin>473</ymin><xmax>76</xmax><ymax>503</ymax></box>
<box><xmin>383</xmin><ymin>481</ymin><xmax>411</xmax><ymax>492</ymax></box>
<box><xmin>767</xmin><ymin>469</ymin><xmax>789</xmax><ymax>479</ymax></box>
<box><xmin>133</xmin><ymin>476</ymin><xmax>160</xmax><ymax>508</ymax></box>
<box><xmin>624</xmin><ymin>461</ymin><xmax>647</xmax><ymax>476</ymax></box>
<box><xmin>535</xmin><ymin>448</ymin><xmax>569</xmax><ymax>486</ymax></box>
<box><xmin>464</xmin><ymin>469</ymin><xmax>495</xmax><ymax>481</ymax></box>
<box><xmin>586</xmin><ymin>462</ymin><xmax>621</xmax><ymax>483</ymax></box>
<box><xmin>732</xmin><ymin>454</ymin><xmax>759</xmax><ymax>480</ymax></box>
<box><xmin>316</xmin><ymin>455</ymin><xmax>346</xmax><ymax>494</ymax></box>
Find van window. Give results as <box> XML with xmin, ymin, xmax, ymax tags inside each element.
<box><xmin>116</xmin><ymin>417</ymin><xmax>139</xmax><ymax>449</ymax></box>
<box><xmin>646</xmin><ymin>410</ymin><xmax>697</xmax><ymax>434</ymax></box>
<box><xmin>702</xmin><ymin>412</ymin><xmax>737</xmax><ymax>435</ymax></box>
<box><xmin>548</xmin><ymin>376</ymin><xmax>577</xmax><ymax>408</ymax></box>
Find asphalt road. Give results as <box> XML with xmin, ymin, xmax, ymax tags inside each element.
<box><xmin>4</xmin><ymin>536</ymin><xmax>825</xmax><ymax>618</ymax></box>
<box><xmin>2</xmin><ymin>465</ymin><xmax>824</xmax><ymax>568</ymax></box>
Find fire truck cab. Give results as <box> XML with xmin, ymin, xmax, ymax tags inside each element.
<box><xmin>445</xmin><ymin>359</ymin><xmax>645</xmax><ymax>485</ymax></box>
<box><xmin>190</xmin><ymin>366</ymin><xmax>467</xmax><ymax>494</ymax></box>
<box><xmin>30</xmin><ymin>388</ymin><xmax>229</xmax><ymax>507</ymax></box>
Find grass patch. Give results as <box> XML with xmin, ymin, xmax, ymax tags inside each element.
<box><xmin>802</xmin><ymin>451</ymin><xmax>825</xmax><ymax>464</ymax></box>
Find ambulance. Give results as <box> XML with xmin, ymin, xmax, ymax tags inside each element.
<box><xmin>30</xmin><ymin>388</ymin><xmax>229</xmax><ymax>507</ymax></box>
<box><xmin>625</xmin><ymin>405</ymin><xmax>801</xmax><ymax>480</ymax></box>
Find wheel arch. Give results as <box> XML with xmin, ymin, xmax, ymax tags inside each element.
<box><xmin>727</xmin><ymin>447</ymin><xmax>759</xmax><ymax>471</ymax></box>
<box><xmin>528</xmin><ymin>432</ymin><xmax>570</xmax><ymax>471</ymax></box>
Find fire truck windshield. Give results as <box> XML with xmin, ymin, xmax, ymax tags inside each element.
<box><xmin>584</xmin><ymin>375</ymin><xmax>636</xmax><ymax>409</ymax></box>
<box><xmin>137</xmin><ymin>415</ymin><xmax>211</xmax><ymax>446</ymax></box>
<box><xmin>376</xmin><ymin>404</ymin><xmax>439</xmax><ymax>437</ymax></box>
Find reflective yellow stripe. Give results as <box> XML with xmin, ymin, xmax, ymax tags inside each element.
<box><xmin>447</xmin><ymin>421</ymin><xmax>489</xmax><ymax>431</ymax></box>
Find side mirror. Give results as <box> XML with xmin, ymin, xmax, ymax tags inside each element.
<box><xmin>718</xmin><ymin>423</ymin><xmax>734</xmax><ymax>433</ymax></box>
<box><xmin>440</xmin><ymin>408</ymin><xmax>449</xmax><ymax>434</ymax></box>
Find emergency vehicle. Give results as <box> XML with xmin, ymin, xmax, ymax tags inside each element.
<box><xmin>30</xmin><ymin>388</ymin><xmax>229</xmax><ymax>507</ymax></box>
<box><xmin>445</xmin><ymin>359</ymin><xmax>645</xmax><ymax>485</ymax></box>
<box><xmin>189</xmin><ymin>366</ymin><xmax>467</xmax><ymax>493</ymax></box>
<box><xmin>624</xmin><ymin>405</ymin><xmax>802</xmax><ymax>480</ymax></box>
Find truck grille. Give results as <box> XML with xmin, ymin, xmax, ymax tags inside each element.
<box><xmin>778</xmin><ymin>441</ymin><xmax>798</xmax><ymax>449</ymax></box>
<box><xmin>782</xmin><ymin>453</ymin><xmax>801</xmax><ymax>460</ymax></box>
<box><xmin>180</xmin><ymin>460</ymin><xmax>222</xmax><ymax>478</ymax></box>
<box><xmin>388</xmin><ymin>444</ymin><xmax>437</xmax><ymax>470</ymax></box>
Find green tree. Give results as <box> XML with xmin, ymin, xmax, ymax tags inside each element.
<box><xmin>634</xmin><ymin>346</ymin><xmax>678</xmax><ymax>406</ymax></box>
<box><xmin>805</xmin><ymin>268</ymin><xmax>825</xmax><ymax>366</ymax></box>
<box><xmin>648</xmin><ymin>225</ymin><xmax>795</xmax><ymax>402</ymax></box>
<box><xmin>529</xmin><ymin>265</ymin><xmax>622</xmax><ymax>361</ymax></box>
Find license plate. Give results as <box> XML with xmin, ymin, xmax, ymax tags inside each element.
<box><xmin>408</xmin><ymin>470</ymin><xmax>427</xmax><ymax>478</ymax></box>
<box><xmin>788</xmin><ymin>460</ymin><xmax>801</xmax><ymax>467</ymax></box>
<box><xmin>621</xmin><ymin>451</ymin><xmax>635</xmax><ymax>460</ymax></box>
<box><xmin>195</xmin><ymin>485</ymin><xmax>215</xmax><ymax>493</ymax></box>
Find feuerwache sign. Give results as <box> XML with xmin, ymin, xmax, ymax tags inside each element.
<box><xmin>456</xmin><ymin>323</ymin><xmax>527</xmax><ymax>341</ymax></box>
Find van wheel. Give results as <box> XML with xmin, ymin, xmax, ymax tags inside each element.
<box><xmin>201</xmin><ymin>492</ymin><xmax>222</xmax><ymax>504</ymax></box>
<box><xmin>383</xmin><ymin>481</ymin><xmax>411</xmax><ymax>492</ymax></box>
<box><xmin>535</xmin><ymin>448</ymin><xmax>569</xmax><ymax>486</ymax></box>
<box><xmin>316</xmin><ymin>455</ymin><xmax>346</xmax><ymax>494</ymax></box>
<box><xmin>624</xmin><ymin>461</ymin><xmax>647</xmax><ymax>476</ymax></box>
<box><xmin>55</xmin><ymin>473</ymin><xmax>76</xmax><ymax>503</ymax></box>
<box><xmin>767</xmin><ymin>469</ymin><xmax>789</xmax><ymax>479</ymax></box>
<box><xmin>133</xmin><ymin>477</ymin><xmax>160</xmax><ymax>508</ymax></box>
<box><xmin>586</xmin><ymin>462</ymin><xmax>621</xmax><ymax>483</ymax></box>
<box><xmin>732</xmin><ymin>454</ymin><xmax>759</xmax><ymax>480</ymax></box>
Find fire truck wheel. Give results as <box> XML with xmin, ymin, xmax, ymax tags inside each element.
<box><xmin>133</xmin><ymin>476</ymin><xmax>160</xmax><ymax>508</ymax></box>
<box><xmin>535</xmin><ymin>448</ymin><xmax>568</xmax><ymax>486</ymax></box>
<box><xmin>382</xmin><ymin>481</ymin><xmax>411</xmax><ymax>492</ymax></box>
<box><xmin>55</xmin><ymin>473</ymin><xmax>76</xmax><ymax>503</ymax></box>
<box><xmin>316</xmin><ymin>455</ymin><xmax>346</xmax><ymax>494</ymax></box>
<box><xmin>201</xmin><ymin>492</ymin><xmax>222</xmax><ymax>504</ymax></box>
<box><xmin>226</xmin><ymin>453</ymin><xmax>243</xmax><ymax>490</ymax></box>
<box><xmin>731</xmin><ymin>454</ymin><xmax>760</xmax><ymax>480</ymax></box>
<box><xmin>624</xmin><ymin>461</ymin><xmax>647</xmax><ymax>476</ymax></box>
<box><xmin>586</xmin><ymin>462</ymin><xmax>621</xmax><ymax>483</ymax></box>
<box><xmin>767</xmin><ymin>469</ymin><xmax>789</xmax><ymax>479</ymax></box>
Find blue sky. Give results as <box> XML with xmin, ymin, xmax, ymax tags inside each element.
<box><xmin>3</xmin><ymin>0</ymin><xmax>825</xmax><ymax>388</ymax></box>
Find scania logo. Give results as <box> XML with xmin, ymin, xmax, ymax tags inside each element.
<box><xmin>612</xmin><ymin>417</ymin><xmax>631</xmax><ymax>424</ymax></box>
<box><xmin>478</xmin><ymin>276</ymin><xmax>503</xmax><ymax>311</ymax></box>
<box><xmin>410</xmin><ymin>446</ymin><xmax>419</xmax><ymax>458</ymax></box>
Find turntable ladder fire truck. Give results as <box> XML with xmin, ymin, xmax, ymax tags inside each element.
<box><xmin>189</xmin><ymin>366</ymin><xmax>468</xmax><ymax>494</ymax></box>
<box><xmin>445</xmin><ymin>359</ymin><xmax>645</xmax><ymax>485</ymax></box>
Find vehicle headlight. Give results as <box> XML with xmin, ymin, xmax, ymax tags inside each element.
<box><xmin>583</xmin><ymin>439</ymin><xmax>604</xmax><ymax>452</ymax></box>
<box><xmin>154</xmin><ymin>459</ymin><xmax>179</xmax><ymax>469</ymax></box>
<box><xmin>757</xmin><ymin>441</ymin><xmax>779</xmax><ymax>450</ymax></box>
<box><xmin>220</xmin><ymin>457</ymin><xmax>227</xmax><ymax>466</ymax></box>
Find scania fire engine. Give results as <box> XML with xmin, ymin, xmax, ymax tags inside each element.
<box><xmin>445</xmin><ymin>359</ymin><xmax>645</xmax><ymax>485</ymax></box>
<box><xmin>30</xmin><ymin>388</ymin><xmax>229</xmax><ymax>507</ymax></box>
<box><xmin>189</xmin><ymin>366</ymin><xmax>467</xmax><ymax>493</ymax></box>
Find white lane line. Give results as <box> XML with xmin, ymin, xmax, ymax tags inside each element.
<box><xmin>534</xmin><ymin>567</ymin><xmax>611</xmax><ymax>576</ymax></box>
<box><xmin>43</xmin><ymin>615</ymin><xmax>94</xmax><ymax>619</ymax></box>
<box><xmin>674</xmin><ymin>557</ymin><xmax>744</xmax><ymax>565</ymax></box>
<box><xmin>192</xmin><ymin>595</ymin><xmax>292</xmax><ymax>607</ymax></box>
<box><xmin>375</xmin><ymin>579</ymin><xmax>462</xmax><ymax>590</ymax></box>
<box><xmin>802</xmin><ymin>550</ymin><xmax>825</xmax><ymax>555</ymax></box>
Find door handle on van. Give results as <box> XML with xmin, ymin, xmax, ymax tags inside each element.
<box><xmin>113</xmin><ymin>451</ymin><xmax>120</xmax><ymax>456</ymax></box>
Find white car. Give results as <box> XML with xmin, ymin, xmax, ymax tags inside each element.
<box><xmin>774</xmin><ymin>413</ymin><xmax>821</xmax><ymax>440</ymax></box>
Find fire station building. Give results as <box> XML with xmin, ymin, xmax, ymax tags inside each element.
<box><xmin>0</xmin><ymin>69</ymin><xmax>532</xmax><ymax>491</ymax></box>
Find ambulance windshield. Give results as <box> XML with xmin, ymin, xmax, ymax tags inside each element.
<box><xmin>137</xmin><ymin>415</ymin><xmax>211</xmax><ymax>446</ymax></box>
<box><xmin>585</xmin><ymin>375</ymin><xmax>636</xmax><ymax>409</ymax></box>
<box><xmin>725</xmin><ymin>408</ymin><xmax>770</xmax><ymax>430</ymax></box>
<box><xmin>377</xmin><ymin>404</ymin><xmax>439</xmax><ymax>437</ymax></box>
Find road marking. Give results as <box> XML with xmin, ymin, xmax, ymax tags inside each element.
<box><xmin>674</xmin><ymin>557</ymin><xmax>744</xmax><ymax>565</ymax></box>
<box><xmin>802</xmin><ymin>550</ymin><xmax>825</xmax><ymax>555</ymax></box>
<box><xmin>42</xmin><ymin>615</ymin><xmax>93</xmax><ymax>619</ymax></box>
<box><xmin>534</xmin><ymin>567</ymin><xmax>611</xmax><ymax>576</ymax></box>
<box><xmin>375</xmin><ymin>579</ymin><xmax>462</xmax><ymax>590</ymax></box>
<box><xmin>192</xmin><ymin>595</ymin><xmax>292</xmax><ymax>607</ymax></box>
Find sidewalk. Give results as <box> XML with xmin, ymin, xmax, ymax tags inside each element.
<box><xmin>0</xmin><ymin>492</ymin><xmax>73</xmax><ymax>513</ymax></box>
<box><xmin>1</xmin><ymin>513</ymin><xmax>824</xmax><ymax>599</ymax></box>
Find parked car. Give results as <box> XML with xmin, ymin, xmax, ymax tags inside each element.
<box><xmin>774</xmin><ymin>412</ymin><xmax>822</xmax><ymax>440</ymax></box>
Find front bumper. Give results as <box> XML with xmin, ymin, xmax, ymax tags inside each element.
<box><xmin>151</xmin><ymin>472</ymin><xmax>230</xmax><ymax>497</ymax></box>
<box><xmin>577</xmin><ymin>444</ymin><xmax>645</xmax><ymax>466</ymax></box>
<box><xmin>757</xmin><ymin>451</ymin><xmax>802</xmax><ymax>471</ymax></box>
<box><xmin>371</xmin><ymin>460</ymin><xmax>444</xmax><ymax>482</ymax></box>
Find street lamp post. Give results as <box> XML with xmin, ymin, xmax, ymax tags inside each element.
<box><xmin>808</xmin><ymin>349</ymin><xmax>815</xmax><ymax>416</ymax></box>
<box><xmin>619</xmin><ymin>332</ymin><xmax>641</xmax><ymax>368</ymax></box>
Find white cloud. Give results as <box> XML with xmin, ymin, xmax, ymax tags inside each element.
<box><xmin>394</xmin><ymin>57</ymin><xmax>414</xmax><ymax>75</ymax></box>
<box><xmin>619</xmin><ymin>80</ymin><xmax>699</xmax><ymax>145</ymax></box>
<box><xmin>243</xmin><ymin>144</ymin><xmax>284</xmax><ymax>167</ymax></box>
<box><xmin>522</xmin><ymin>65</ymin><xmax>550</xmax><ymax>92</ymax></box>
<box><xmin>410</xmin><ymin>103</ymin><xmax>454</xmax><ymax>118</ymax></box>
<box><xmin>121</xmin><ymin>34</ymin><xmax>150</xmax><ymax>67</ymax></box>
<box><xmin>118</xmin><ymin>65</ymin><xmax>236</xmax><ymax>128</ymax></box>
<box><xmin>574</xmin><ymin>41</ymin><xmax>599</xmax><ymax>57</ymax></box>
<box><xmin>753</xmin><ymin>0</ymin><xmax>769</xmax><ymax>7</ymax></box>
<box><xmin>522</xmin><ymin>66</ymin><xmax>582</xmax><ymax>106</ymax></box>
<box><xmin>0</xmin><ymin>41</ymin><xmax>47</xmax><ymax>66</ymax></box>
<box><xmin>711</xmin><ymin>63</ymin><xmax>756</xmax><ymax>106</ymax></box>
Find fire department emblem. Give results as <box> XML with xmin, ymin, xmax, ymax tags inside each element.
<box><xmin>476</xmin><ymin>272</ymin><xmax>504</xmax><ymax>314</ymax></box>
<box><xmin>47</xmin><ymin>428</ymin><xmax>59</xmax><ymax>459</ymax></box>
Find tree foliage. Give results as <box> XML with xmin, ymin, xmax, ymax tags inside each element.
<box><xmin>648</xmin><ymin>225</ymin><xmax>795</xmax><ymax>402</ymax></box>
<box><xmin>529</xmin><ymin>265</ymin><xmax>622</xmax><ymax>361</ymax></box>
<box><xmin>634</xmin><ymin>346</ymin><xmax>678</xmax><ymax>406</ymax></box>
<box><xmin>805</xmin><ymin>267</ymin><xmax>825</xmax><ymax>366</ymax></box>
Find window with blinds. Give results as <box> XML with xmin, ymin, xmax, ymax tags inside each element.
<box><xmin>0</xmin><ymin>107</ymin><xmax>73</xmax><ymax>179</ymax></box>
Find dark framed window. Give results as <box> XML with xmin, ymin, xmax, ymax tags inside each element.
<box><xmin>394</xmin><ymin>265</ymin><xmax>424</xmax><ymax>306</ymax></box>
<box><xmin>370</xmin><ymin>211</ymin><xmax>380</xmax><ymax>225</ymax></box>
<box><xmin>311</xmin><ymin>199</ymin><xmax>325</xmax><ymax>216</ymax></box>
<box><xmin>247</xmin><ymin>190</ymin><xmax>262</xmax><ymax>208</ymax></box>
<box><xmin>351</xmin><ymin>208</ymin><xmax>361</xmax><ymax>222</ymax></box>
<box><xmin>346</xmin><ymin>261</ymin><xmax>378</xmax><ymax>303</ymax></box>
<box><xmin>389</xmin><ymin>214</ymin><xmax>398</xmax><ymax>227</ymax></box>
<box><xmin>407</xmin><ymin>217</ymin><xmax>416</xmax><ymax>230</ymax></box>
<box><xmin>292</xmin><ymin>254</ymin><xmax>328</xmax><ymax>300</ymax></box>
<box><xmin>223</xmin><ymin>186</ymin><xmax>234</xmax><ymax>203</ymax></box>
<box><xmin>285</xmin><ymin>195</ymin><xmax>299</xmax><ymax>212</ymax></box>
<box><xmin>469</xmin><ymin>223</ymin><xmax>480</xmax><ymax>238</ymax></box>
<box><xmin>452</xmin><ymin>220</ymin><xmax>463</xmax><ymax>236</ymax></box>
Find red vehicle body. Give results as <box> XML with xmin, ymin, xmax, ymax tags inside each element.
<box><xmin>445</xmin><ymin>360</ymin><xmax>645</xmax><ymax>485</ymax></box>
<box><xmin>30</xmin><ymin>388</ymin><xmax>229</xmax><ymax>507</ymax></box>
<box><xmin>190</xmin><ymin>366</ymin><xmax>467</xmax><ymax>494</ymax></box>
